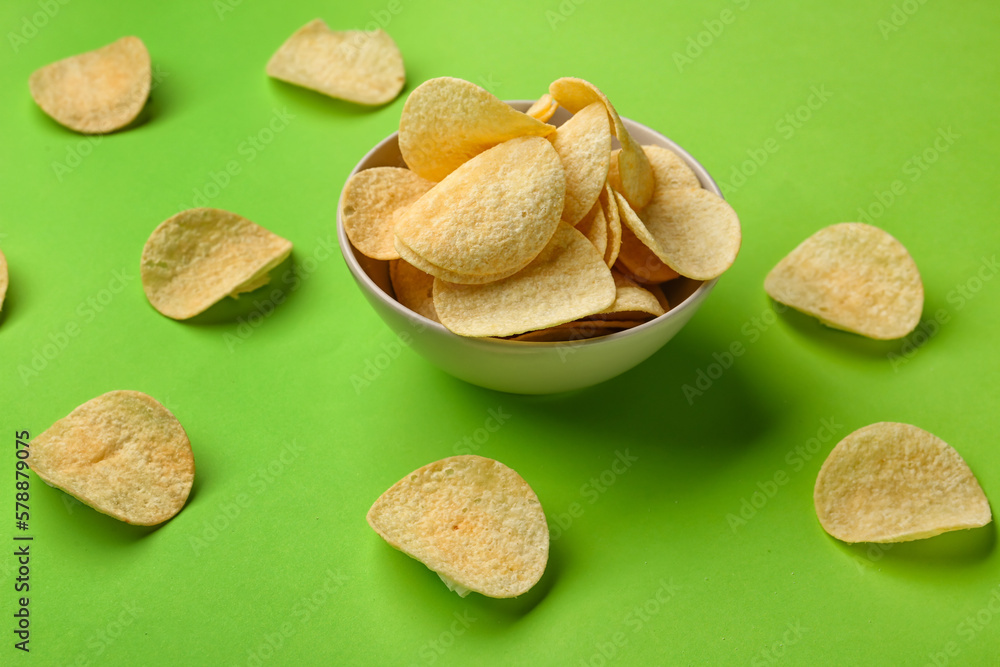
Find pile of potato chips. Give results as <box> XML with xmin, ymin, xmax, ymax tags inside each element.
<box><xmin>342</xmin><ymin>76</ymin><xmax>741</xmax><ymax>340</ymax></box>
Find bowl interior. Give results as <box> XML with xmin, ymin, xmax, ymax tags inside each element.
<box><xmin>337</xmin><ymin>101</ymin><xmax>722</xmax><ymax>347</ymax></box>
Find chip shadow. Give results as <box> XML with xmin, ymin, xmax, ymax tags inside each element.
<box><xmin>837</xmin><ymin>522</ymin><xmax>996</xmax><ymax>574</ymax></box>
<box><xmin>182</xmin><ymin>252</ymin><xmax>298</xmax><ymax>326</ymax></box>
<box><xmin>267</xmin><ymin>78</ymin><xmax>401</xmax><ymax>118</ymax></box>
<box><xmin>772</xmin><ymin>297</ymin><xmax>937</xmax><ymax>360</ymax></box>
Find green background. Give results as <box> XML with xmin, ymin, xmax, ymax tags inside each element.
<box><xmin>2</xmin><ymin>0</ymin><xmax>999</xmax><ymax>664</ymax></box>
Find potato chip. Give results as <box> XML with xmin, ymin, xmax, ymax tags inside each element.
<box><xmin>599</xmin><ymin>182</ymin><xmax>622</xmax><ymax>268</ymax></box>
<box><xmin>610</xmin><ymin>145</ymin><xmax>701</xmax><ymax>194</ymax></box>
<box><xmin>399</xmin><ymin>77</ymin><xmax>555</xmax><ymax>181</ymax></box>
<box><xmin>433</xmin><ymin>222</ymin><xmax>615</xmax><ymax>337</ymax></box>
<box><xmin>526</xmin><ymin>93</ymin><xmax>558</xmax><ymax>122</ymax></box>
<box><xmin>0</xmin><ymin>247</ymin><xmax>7</xmax><ymax>315</ymax></box>
<box><xmin>266</xmin><ymin>19</ymin><xmax>405</xmax><ymax>105</ymax></box>
<box><xmin>394</xmin><ymin>238</ymin><xmax>522</xmax><ymax>285</ymax></box>
<box><xmin>141</xmin><ymin>208</ymin><xmax>293</xmax><ymax>320</ymax></box>
<box><xmin>389</xmin><ymin>259</ymin><xmax>438</xmax><ymax>322</ymax></box>
<box><xmin>28</xmin><ymin>391</ymin><xmax>195</xmax><ymax>525</ymax></box>
<box><xmin>367</xmin><ymin>455</ymin><xmax>548</xmax><ymax>598</ymax></box>
<box><xmin>595</xmin><ymin>271</ymin><xmax>665</xmax><ymax>318</ymax></box>
<box><xmin>29</xmin><ymin>36</ymin><xmax>151</xmax><ymax>134</ymax></box>
<box><xmin>618</xmin><ymin>187</ymin><xmax>740</xmax><ymax>281</ymax></box>
<box><xmin>814</xmin><ymin>422</ymin><xmax>991</xmax><ymax>543</ymax></box>
<box><xmin>549</xmin><ymin>102</ymin><xmax>611</xmax><ymax>225</ymax></box>
<box><xmin>394</xmin><ymin>136</ymin><xmax>564</xmax><ymax>282</ymax></box>
<box><xmin>342</xmin><ymin>167</ymin><xmax>434</xmax><ymax>260</ymax></box>
<box><xmin>549</xmin><ymin>77</ymin><xmax>653</xmax><ymax>209</ymax></box>
<box><xmin>510</xmin><ymin>319</ymin><xmax>642</xmax><ymax>342</ymax></box>
<box><xmin>617</xmin><ymin>224</ymin><xmax>681</xmax><ymax>284</ymax></box>
<box><xmin>764</xmin><ymin>223</ymin><xmax>923</xmax><ymax>340</ymax></box>
<box><xmin>575</xmin><ymin>201</ymin><xmax>608</xmax><ymax>260</ymax></box>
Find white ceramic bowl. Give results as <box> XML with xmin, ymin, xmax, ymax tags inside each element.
<box><xmin>337</xmin><ymin>102</ymin><xmax>722</xmax><ymax>394</ymax></box>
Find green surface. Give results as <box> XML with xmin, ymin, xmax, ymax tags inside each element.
<box><xmin>2</xmin><ymin>1</ymin><xmax>999</xmax><ymax>665</ymax></box>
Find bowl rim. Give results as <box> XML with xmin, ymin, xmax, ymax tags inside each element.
<box><xmin>336</xmin><ymin>100</ymin><xmax>724</xmax><ymax>349</ymax></box>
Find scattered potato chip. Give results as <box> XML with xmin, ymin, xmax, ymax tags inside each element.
<box><xmin>141</xmin><ymin>208</ymin><xmax>293</xmax><ymax>320</ymax></box>
<box><xmin>549</xmin><ymin>101</ymin><xmax>611</xmax><ymax>225</ymax></box>
<box><xmin>433</xmin><ymin>222</ymin><xmax>615</xmax><ymax>337</ymax></box>
<box><xmin>28</xmin><ymin>391</ymin><xmax>195</xmax><ymax>525</ymax></box>
<box><xmin>29</xmin><ymin>36</ymin><xmax>151</xmax><ymax>134</ymax></box>
<box><xmin>576</xmin><ymin>201</ymin><xmax>608</xmax><ymax>260</ymax></box>
<box><xmin>0</xmin><ymin>247</ymin><xmax>7</xmax><ymax>315</ymax></box>
<box><xmin>367</xmin><ymin>455</ymin><xmax>548</xmax><ymax>598</ymax></box>
<box><xmin>399</xmin><ymin>77</ymin><xmax>555</xmax><ymax>181</ymax></box>
<box><xmin>764</xmin><ymin>223</ymin><xmax>923</xmax><ymax>340</ymax></box>
<box><xmin>266</xmin><ymin>19</ymin><xmax>405</xmax><ymax>105</ymax></box>
<box><xmin>394</xmin><ymin>136</ymin><xmax>565</xmax><ymax>282</ymax></box>
<box><xmin>390</xmin><ymin>259</ymin><xmax>438</xmax><ymax>322</ymax></box>
<box><xmin>549</xmin><ymin>77</ymin><xmax>653</xmax><ymax>209</ymax></box>
<box><xmin>814</xmin><ymin>422</ymin><xmax>991</xmax><ymax>543</ymax></box>
<box><xmin>526</xmin><ymin>93</ymin><xmax>558</xmax><ymax>122</ymax></box>
<box><xmin>342</xmin><ymin>167</ymin><xmax>434</xmax><ymax>260</ymax></box>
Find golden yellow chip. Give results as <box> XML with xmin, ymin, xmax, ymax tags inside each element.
<box><xmin>526</xmin><ymin>93</ymin><xmax>558</xmax><ymax>122</ymax></box>
<box><xmin>0</xmin><ymin>247</ymin><xmax>7</xmax><ymax>316</ymax></box>
<box><xmin>29</xmin><ymin>36</ymin><xmax>151</xmax><ymax>134</ymax></box>
<box><xmin>510</xmin><ymin>319</ymin><xmax>641</xmax><ymax>342</ymax></box>
<box><xmin>596</xmin><ymin>271</ymin><xmax>665</xmax><ymax>318</ymax></box>
<box><xmin>616</xmin><ymin>224</ymin><xmax>681</xmax><ymax>284</ymax></box>
<box><xmin>394</xmin><ymin>136</ymin><xmax>564</xmax><ymax>282</ymax></box>
<box><xmin>599</xmin><ymin>182</ymin><xmax>622</xmax><ymax>268</ymax></box>
<box><xmin>549</xmin><ymin>77</ymin><xmax>653</xmax><ymax>209</ymax></box>
<box><xmin>399</xmin><ymin>77</ymin><xmax>556</xmax><ymax>181</ymax></box>
<box><xmin>549</xmin><ymin>101</ymin><xmax>611</xmax><ymax>225</ymax></box>
<box><xmin>367</xmin><ymin>455</ymin><xmax>548</xmax><ymax>598</ymax></box>
<box><xmin>764</xmin><ymin>223</ymin><xmax>923</xmax><ymax>340</ymax></box>
<box><xmin>433</xmin><ymin>222</ymin><xmax>615</xmax><ymax>337</ymax></box>
<box><xmin>342</xmin><ymin>167</ymin><xmax>434</xmax><ymax>260</ymax></box>
<box><xmin>28</xmin><ymin>391</ymin><xmax>195</xmax><ymax>526</ymax></box>
<box><xmin>266</xmin><ymin>19</ymin><xmax>405</xmax><ymax>105</ymax></box>
<box><xmin>575</xmin><ymin>201</ymin><xmax>608</xmax><ymax>260</ymax></box>
<box><xmin>141</xmin><ymin>208</ymin><xmax>293</xmax><ymax>320</ymax></box>
<box><xmin>814</xmin><ymin>422</ymin><xmax>991</xmax><ymax>543</ymax></box>
<box><xmin>610</xmin><ymin>145</ymin><xmax>701</xmax><ymax>194</ymax></box>
<box><xmin>394</xmin><ymin>238</ymin><xmax>522</xmax><ymax>285</ymax></box>
<box><xmin>389</xmin><ymin>259</ymin><xmax>438</xmax><ymax>322</ymax></box>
